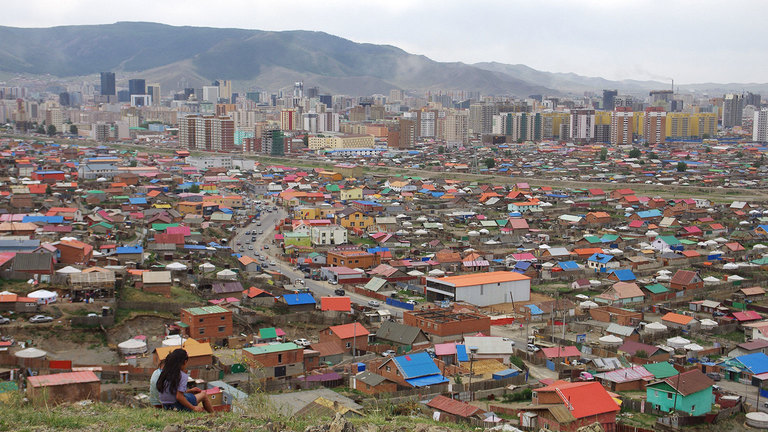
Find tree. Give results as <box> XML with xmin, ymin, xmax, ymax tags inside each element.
<box><xmin>69</xmin><ymin>124</ymin><xmax>78</xmax><ymax>135</ymax></box>
<box><xmin>129</xmin><ymin>160</ymin><xmax>137</xmax><ymax>167</ymax></box>
<box><xmin>302</xmin><ymin>135</ymin><xmax>309</xmax><ymax>147</ymax></box>
<box><xmin>677</xmin><ymin>161</ymin><xmax>687</xmax><ymax>172</ymax></box>
<box><xmin>484</xmin><ymin>157</ymin><xmax>496</xmax><ymax>169</ymax></box>
<box><xmin>46</xmin><ymin>125</ymin><xmax>56</xmax><ymax>136</ymax></box>
<box><xmin>189</xmin><ymin>184</ymin><xmax>201</xmax><ymax>193</ymax></box>
<box><xmin>635</xmin><ymin>350</ymin><xmax>648</xmax><ymax>359</ymax></box>
<box><xmin>45</xmin><ymin>185</ymin><xmax>52</xmax><ymax>195</ymax></box>
<box><xmin>648</xmin><ymin>152</ymin><xmax>658</xmax><ymax>160</ymax></box>
<box><xmin>629</xmin><ymin>148</ymin><xmax>641</xmax><ymax>158</ymax></box>
<box><xmin>437</xmin><ymin>146</ymin><xmax>445</xmax><ymax>154</ymax></box>
<box><xmin>600</xmin><ymin>148</ymin><xmax>608</xmax><ymax>161</ymax></box>
<box><xmin>36</xmin><ymin>125</ymin><xmax>45</xmax><ymax>134</ymax></box>
<box><xmin>704</xmin><ymin>146</ymin><xmax>712</xmax><ymax>153</ymax></box>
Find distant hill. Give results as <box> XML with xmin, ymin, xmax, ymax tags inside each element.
<box><xmin>0</xmin><ymin>22</ymin><xmax>765</xmax><ymax>96</ymax></box>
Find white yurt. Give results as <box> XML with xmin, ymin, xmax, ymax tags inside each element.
<box><xmin>161</xmin><ymin>335</ymin><xmax>187</xmax><ymax>347</ymax></box>
<box><xmin>579</xmin><ymin>301</ymin><xmax>599</xmax><ymax>309</ymax></box>
<box><xmin>599</xmin><ymin>334</ymin><xmax>623</xmax><ymax>347</ymax></box>
<box><xmin>468</xmin><ymin>230</ymin><xmax>480</xmax><ymax>237</ymax></box>
<box><xmin>413</xmin><ymin>229</ymin><xmax>429</xmax><ymax>236</ymax></box>
<box><xmin>118</xmin><ymin>338</ymin><xmax>148</xmax><ymax>355</ymax></box>
<box><xmin>645</xmin><ymin>322</ymin><xmax>668</xmax><ymax>333</ymax></box>
<box><xmin>166</xmin><ymin>262</ymin><xmax>188</xmax><ymax>271</ymax></box>
<box><xmin>479</xmin><ymin>228</ymin><xmax>490</xmax><ymax>235</ymax></box>
<box><xmin>216</xmin><ymin>269</ymin><xmax>237</xmax><ymax>280</ymax></box>
<box><xmin>14</xmin><ymin>347</ymin><xmax>47</xmax><ymax>359</ymax></box>
<box><xmin>700</xmin><ymin>319</ymin><xmax>718</xmax><ymax>330</ymax></box>
<box><xmin>28</xmin><ymin>289</ymin><xmax>58</xmax><ymax>305</ymax></box>
<box><xmin>728</xmin><ymin>275</ymin><xmax>745</xmax><ymax>283</ymax></box>
<box><xmin>199</xmin><ymin>263</ymin><xmax>216</xmax><ymax>272</ymax></box>
<box><xmin>703</xmin><ymin>276</ymin><xmax>720</xmax><ymax>285</ymax></box>
<box><xmin>428</xmin><ymin>269</ymin><xmax>445</xmax><ymax>277</ymax></box>
<box><xmin>655</xmin><ymin>274</ymin><xmax>671</xmax><ymax>282</ymax></box>
<box><xmin>666</xmin><ymin>336</ymin><xmax>691</xmax><ymax>349</ymax></box>
<box><xmin>684</xmin><ymin>343</ymin><xmax>704</xmax><ymax>356</ymax></box>
<box><xmin>56</xmin><ymin>266</ymin><xmax>81</xmax><ymax>275</ymax></box>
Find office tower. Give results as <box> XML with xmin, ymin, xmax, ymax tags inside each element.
<box><xmin>59</xmin><ymin>93</ymin><xmax>70</xmax><ymax>107</ymax></box>
<box><xmin>722</xmin><ymin>94</ymin><xmax>743</xmax><ymax>128</ymax></box>
<box><xmin>570</xmin><ymin>109</ymin><xmax>596</xmax><ymax>143</ymax></box>
<box><xmin>419</xmin><ymin>110</ymin><xmax>436</xmax><ymax>138</ymax></box>
<box><xmin>202</xmin><ymin>86</ymin><xmax>219</xmax><ymax>103</ymax></box>
<box><xmin>178</xmin><ymin>114</ymin><xmax>235</xmax><ymax>152</ymax></box>
<box><xmin>128</xmin><ymin>79</ymin><xmax>146</xmax><ymax>97</ymax></box>
<box><xmin>117</xmin><ymin>90</ymin><xmax>130</xmax><ymax>103</ymax></box>
<box><xmin>293</xmin><ymin>82</ymin><xmax>304</xmax><ymax>99</ymax></box>
<box><xmin>214</xmin><ymin>80</ymin><xmax>232</xmax><ymax>103</ymax></box>
<box><xmin>302</xmin><ymin>112</ymin><xmax>318</xmax><ymax>133</ymax></box>
<box><xmin>650</xmin><ymin>90</ymin><xmax>674</xmax><ymax>104</ymax></box>
<box><xmin>602</xmin><ymin>90</ymin><xmax>617</xmax><ymax>111</ymax></box>
<box><xmin>615</xmin><ymin>95</ymin><xmax>633</xmax><ymax>108</ymax></box>
<box><xmin>261</xmin><ymin>126</ymin><xmax>285</xmax><ymax>156</ymax></box>
<box><xmin>100</xmin><ymin>72</ymin><xmax>116</xmax><ymax>96</ymax></box>
<box><xmin>754</xmin><ymin>109</ymin><xmax>768</xmax><ymax>143</ymax></box>
<box><xmin>610</xmin><ymin>107</ymin><xmax>634</xmax><ymax>145</ymax></box>
<box><xmin>146</xmin><ymin>84</ymin><xmax>161</xmax><ymax>105</ymax></box>
<box><xmin>319</xmin><ymin>95</ymin><xmax>332</xmax><ymax>107</ymax></box>
<box><xmin>246</xmin><ymin>92</ymin><xmax>260</xmax><ymax>103</ymax></box>
<box><xmin>745</xmin><ymin>92</ymin><xmax>762</xmax><ymax>108</ymax></box>
<box><xmin>469</xmin><ymin>103</ymin><xmax>498</xmax><ymax>135</ymax></box>
<box><xmin>305</xmin><ymin>87</ymin><xmax>319</xmax><ymax>99</ymax></box>
<box><xmin>643</xmin><ymin>107</ymin><xmax>666</xmax><ymax>145</ymax></box>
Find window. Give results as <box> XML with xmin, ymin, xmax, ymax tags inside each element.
<box><xmin>691</xmin><ymin>404</ymin><xmax>695</xmax><ymax>412</ymax></box>
<box><xmin>199</xmin><ymin>328</ymin><xmax>205</xmax><ymax>334</ymax></box>
<box><xmin>346</xmin><ymin>342</ymin><xmax>351</xmax><ymax>348</ymax></box>
<box><xmin>278</xmin><ymin>354</ymin><xmax>283</xmax><ymax>363</ymax></box>
<box><xmin>667</xmin><ymin>393</ymin><xmax>672</xmax><ymax>399</ymax></box>
<box><xmin>396</xmin><ymin>370</ymin><xmax>400</xmax><ymax>376</ymax></box>
<box><xmin>199</xmin><ymin>318</ymin><xmax>204</xmax><ymax>323</ymax></box>
<box><xmin>386</xmin><ymin>366</ymin><xmax>391</xmax><ymax>372</ymax></box>
<box><xmin>218</xmin><ymin>326</ymin><xmax>225</xmax><ymax>333</ymax></box>
<box><xmin>654</xmin><ymin>391</ymin><xmax>659</xmax><ymax>397</ymax></box>
<box><xmin>221</xmin><ymin>315</ymin><xmax>225</xmax><ymax>320</ymax></box>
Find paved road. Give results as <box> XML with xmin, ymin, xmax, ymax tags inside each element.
<box><xmin>230</xmin><ymin>202</ymin><xmax>403</xmax><ymax>318</ymax></box>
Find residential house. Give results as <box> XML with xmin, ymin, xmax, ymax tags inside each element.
<box><xmin>179</xmin><ymin>305</ymin><xmax>234</xmax><ymax>345</ymax></box>
<box><xmin>618</xmin><ymin>340</ymin><xmax>670</xmax><ymax>361</ymax></box>
<box><xmin>670</xmin><ymin>270</ymin><xmax>703</xmax><ymax>292</ymax></box>
<box><xmin>526</xmin><ymin>381</ymin><xmax>620</xmax><ymax>432</ymax></box>
<box><xmin>596</xmin><ymin>282</ymin><xmax>645</xmax><ymax>305</ymax></box>
<box><xmin>154</xmin><ymin>339</ymin><xmax>214</xmax><ymax>371</ymax></box>
<box><xmin>376</xmin><ymin>352</ymin><xmax>448</xmax><ymax>389</ymax></box>
<box><xmin>374</xmin><ymin>321</ymin><xmax>430</xmax><ymax>349</ymax></box>
<box><xmin>243</xmin><ymin>342</ymin><xmax>305</xmax><ymax>380</ymax></box>
<box><xmin>595</xmin><ymin>365</ymin><xmax>654</xmax><ymax>391</ymax></box>
<box><xmin>403</xmin><ymin>308</ymin><xmax>491</xmax><ymax>343</ymax></box>
<box><xmin>536</xmin><ymin>346</ymin><xmax>581</xmax><ymax>363</ymax></box>
<box><xmin>661</xmin><ymin>312</ymin><xmax>699</xmax><ymax>331</ymax></box>
<box><xmin>587</xmin><ymin>253</ymin><xmax>618</xmax><ymax>271</ymax></box>
<box><xmin>646</xmin><ymin>369</ymin><xmax>714</xmax><ymax>415</ymax></box>
<box><xmin>26</xmin><ymin>371</ymin><xmax>101</xmax><ymax>406</ymax></box>
<box><xmin>318</xmin><ymin>323</ymin><xmax>370</xmax><ymax>355</ymax></box>
<box><xmin>55</xmin><ymin>240</ymin><xmax>93</xmax><ymax>265</ymax></box>
<box><xmin>426</xmin><ymin>395</ymin><xmax>487</xmax><ymax>423</ymax></box>
<box><xmin>352</xmin><ymin>371</ymin><xmax>398</xmax><ymax>395</ymax></box>
<box><xmin>140</xmin><ymin>271</ymin><xmax>172</xmax><ymax>297</ymax></box>
<box><xmin>282</xmin><ymin>293</ymin><xmax>317</xmax><ymax>312</ymax></box>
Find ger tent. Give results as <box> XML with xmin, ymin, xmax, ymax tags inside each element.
<box><xmin>27</xmin><ymin>289</ymin><xmax>57</xmax><ymax>305</ymax></box>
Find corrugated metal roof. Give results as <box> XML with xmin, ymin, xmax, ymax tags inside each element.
<box><xmin>427</xmin><ymin>395</ymin><xmax>483</xmax><ymax>418</ymax></box>
<box><xmin>596</xmin><ymin>366</ymin><xmax>653</xmax><ymax>383</ymax></box>
<box><xmin>393</xmin><ymin>352</ymin><xmax>441</xmax><ymax>378</ymax></box>
<box><xmin>27</xmin><ymin>371</ymin><xmax>99</xmax><ymax>387</ymax></box>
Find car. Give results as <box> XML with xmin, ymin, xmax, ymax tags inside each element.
<box><xmin>328</xmin><ymin>280</ymin><xmax>338</xmax><ymax>285</ymax></box>
<box><xmin>406</xmin><ymin>300</ymin><xmax>417</xmax><ymax>306</ymax></box>
<box><xmin>263</xmin><ymin>245</ymin><xmax>269</xmax><ymax>249</ymax></box>
<box><xmin>248</xmin><ymin>245</ymin><xmax>254</xmax><ymax>250</ymax></box>
<box><xmin>382</xmin><ymin>350</ymin><xmax>396</xmax><ymax>357</ymax></box>
<box><xmin>251</xmin><ymin>237</ymin><xmax>256</xmax><ymax>242</ymax></box>
<box><xmin>270</xmin><ymin>261</ymin><xmax>276</xmax><ymax>266</ymax></box>
<box><xmin>368</xmin><ymin>300</ymin><xmax>380</xmax><ymax>307</ymax></box>
<box><xmin>29</xmin><ymin>315</ymin><xmax>53</xmax><ymax>323</ymax></box>
<box><xmin>502</xmin><ymin>337</ymin><xmax>516</xmax><ymax>346</ymax></box>
<box><xmin>293</xmin><ymin>338</ymin><xmax>310</xmax><ymax>347</ymax></box>
<box><xmin>0</xmin><ymin>317</ymin><xmax>10</xmax><ymax>325</ymax></box>
<box><xmin>526</xmin><ymin>343</ymin><xmax>540</xmax><ymax>352</ymax></box>
<box><xmin>334</xmin><ymin>289</ymin><xmax>346</xmax><ymax>296</ymax></box>
<box><xmin>87</xmin><ymin>313</ymin><xmax>99</xmax><ymax>317</ymax></box>
<box><xmin>706</xmin><ymin>372</ymin><xmax>722</xmax><ymax>381</ymax></box>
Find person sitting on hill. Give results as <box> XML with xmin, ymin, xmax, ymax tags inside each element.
<box><xmin>156</xmin><ymin>349</ymin><xmax>213</xmax><ymax>413</ymax></box>
<box><xmin>149</xmin><ymin>359</ymin><xmax>165</xmax><ymax>409</ymax></box>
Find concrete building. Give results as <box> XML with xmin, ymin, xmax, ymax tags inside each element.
<box><xmin>178</xmin><ymin>114</ymin><xmax>235</xmax><ymax>152</ymax></box>
<box><xmin>723</xmin><ymin>93</ymin><xmax>743</xmax><ymax>128</ymax></box>
<box><xmin>570</xmin><ymin>109</ymin><xmax>595</xmax><ymax>143</ymax></box>
<box><xmin>180</xmin><ymin>305</ymin><xmax>233</xmax><ymax>345</ymax></box>
<box><xmin>611</xmin><ymin>107</ymin><xmax>634</xmax><ymax>145</ymax></box>
<box><xmin>754</xmin><ymin>108</ymin><xmax>768</xmax><ymax>143</ymax></box>
<box><xmin>643</xmin><ymin>107</ymin><xmax>666</xmax><ymax>145</ymax></box>
<box><xmin>308</xmin><ymin>134</ymin><xmax>375</xmax><ymax>150</ymax></box>
<box><xmin>444</xmin><ymin>111</ymin><xmax>469</xmax><ymax>146</ymax></box>
<box><xmin>469</xmin><ymin>103</ymin><xmax>498</xmax><ymax>135</ymax></box>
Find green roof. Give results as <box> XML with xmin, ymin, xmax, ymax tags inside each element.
<box><xmin>679</xmin><ymin>239</ymin><xmax>698</xmax><ymax>245</ymax></box>
<box><xmin>0</xmin><ymin>381</ymin><xmax>18</xmax><ymax>393</ymax></box>
<box><xmin>259</xmin><ymin>327</ymin><xmax>277</xmax><ymax>339</ymax></box>
<box><xmin>644</xmin><ymin>284</ymin><xmax>670</xmax><ymax>294</ymax></box>
<box><xmin>644</xmin><ymin>362</ymin><xmax>679</xmax><ymax>379</ymax></box>
<box><xmin>152</xmin><ymin>223</ymin><xmax>180</xmax><ymax>231</ymax></box>
<box><xmin>657</xmin><ymin>235</ymin><xmax>681</xmax><ymax>245</ymax></box>
<box><xmin>184</xmin><ymin>305</ymin><xmax>229</xmax><ymax>315</ymax></box>
<box><xmin>113</xmin><ymin>195</ymin><xmax>129</xmax><ymax>200</ymax></box>
<box><xmin>94</xmin><ymin>222</ymin><xmax>114</xmax><ymax>229</ymax></box>
<box><xmin>87</xmin><ymin>190</ymin><xmax>105</xmax><ymax>194</ymax></box>
<box><xmin>243</xmin><ymin>342</ymin><xmax>299</xmax><ymax>355</ymax></box>
<box><xmin>326</xmin><ymin>185</ymin><xmax>340</xmax><ymax>192</ymax></box>
<box><xmin>584</xmin><ymin>235</ymin><xmax>601</xmax><ymax>244</ymax></box>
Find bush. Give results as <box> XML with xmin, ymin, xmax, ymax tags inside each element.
<box><xmin>502</xmin><ymin>388</ymin><xmax>532</xmax><ymax>403</ymax></box>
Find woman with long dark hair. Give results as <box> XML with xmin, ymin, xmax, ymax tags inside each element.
<box><xmin>156</xmin><ymin>348</ymin><xmax>213</xmax><ymax>412</ymax></box>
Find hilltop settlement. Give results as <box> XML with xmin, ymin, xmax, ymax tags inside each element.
<box><xmin>3</xmin><ymin>137</ymin><xmax>768</xmax><ymax>430</ymax></box>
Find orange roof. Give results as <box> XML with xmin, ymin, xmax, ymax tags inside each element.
<box><xmin>329</xmin><ymin>322</ymin><xmax>369</xmax><ymax>339</ymax></box>
<box><xmin>321</xmin><ymin>296</ymin><xmax>351</xmax><ymax>312</ymax></box>
<box><xmin>243</xmin><ymin>287</ymin><xmax>272</xmax><ymax>298</ymax></box>
<box><xmin>238</xmin><ymin>256</ymin><xmax>258</xmax><ymax>265</ymax></box>
<box><xmin>154</xmin><ymin>338</ymin><xmax>212</xmax><ymax>360</ymax></box>
<box><xmin>430</xmin><ymin>271</ymin><xmax>530</xmax><ymax>286</ymax></box>
<box><xmin>661</xmin><ymin>312</ymin><xmax>694</xmax><ymax>325</ymax></box>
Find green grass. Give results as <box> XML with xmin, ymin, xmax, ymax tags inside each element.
<box><xmin>119</xmin><ymin>286</ymin><xmax>203</xmax><ymax>304</ymax></box>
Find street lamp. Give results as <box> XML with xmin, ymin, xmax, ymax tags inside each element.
<box><xmin>468</xmin><ymin>346</ymin><xmax>478</xmax><ymax>401</ymax></box>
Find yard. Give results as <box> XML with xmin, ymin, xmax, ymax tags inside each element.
<box><xmin>119</xmin><ymin>285</ymin><xmax>203</xmax><ymax>304</ymax></box>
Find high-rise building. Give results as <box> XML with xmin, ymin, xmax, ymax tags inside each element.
<box><xmin>541</xmin><ymin>112</ymin><xmax>570</xmax><ymax>140</ymax></box>
<box><xmin>611</xmin><ymin>107</ymin><xmax>634</xmax><ymax>145</ymax></box>
<box><xmin>570</xmin><ymin>109</ymin><xmax>595</xmax><ymax>143</ymax></box>
<box><xmin>202</xmin><ymin>86</ymin><xmax>219</xmax><ymax>104</ymax></box>
<box><xmin>602</xmin><ymin>90</ymin><xmax>617</xmax><ymax>111</ymax></box>
<box><xmin>754</xmin><ymin>109</ymin><xmax>768</xmax><ymax>143</ymax></box>
<box><xmin>178</xmin><ymin>114</ymin><xmax>235</xmax><ymax>152</ymax></box>
<box><xmin>745</xmin><ymin>92</ymin><xmax>762</xmax><ymax>108</ymax></box>
<box><xmin>146</xmin><ymin>84</ymin><xmax>161</xmax><ymax>106</ymax></box>
<box><xmin>58</xmin><ymin>93</ymin><xmax>70</xmax><ymax>107</ymax></box>
<box><xmin>492</xmin><ymin>112</ymin><xmax>540</xmax><ymax>142</ymax></box>
<box><xmin>280</xmin><ymin>109</ymin><xmax>300</xmax><ymax>131</ymax></box>
<box><xmin>643</xmin><ymin>107</ymin><xmax>666</xmax><ymax>145</ymax></box>
<box><xmin>444</xmin><ymin>111</ymin><xmax>469</xmax><ymax>147</ymax></box>
<box><xmin>722</xmin><ymin>94</ymin><xmax>743</xmax><ymax>128</ymax></box>
<box><xmin>469</xmin><ymin>103</ymin><xmax>498</xmax><ymax>135</ymax></box>
<box><xmin>128</xmin><ymin>79</ymin><xmax>146</xmax><ymax>97</ymax></box>
<box><xmin>100</xmin><ymin>72</ymin><xmax>116</xmax><ymax>96</ymax></box>
<box><xmin>261</xmin><ymin>126</ymin><xmax>285</xmax><ymax>156</ymax></box>
<box><xmin>214</xmin><ymin>80</ymin><xmax>232</xmax><ymax>103</ymax></box>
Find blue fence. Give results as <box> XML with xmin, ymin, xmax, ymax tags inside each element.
<box><xmin>385</xmin><ymin>298</ymin><xmax>415</xmax><ymax>310</ymax></box>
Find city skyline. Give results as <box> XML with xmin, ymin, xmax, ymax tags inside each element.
<box><xmin>1</xmin><ymin>0</ymin><xmax>767</xmax><ymax>85</ymax></box>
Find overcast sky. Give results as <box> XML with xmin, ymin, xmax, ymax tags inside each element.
<box><xmin>3</xmin><ymin>0</ymin><xmax>766</xmax><ymax>84</ymax></box>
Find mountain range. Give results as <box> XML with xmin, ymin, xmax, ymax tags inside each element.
<box><xmin>0</xmin><ymin>22</ymin><xmax>765</xmax><ymax>97</ymax></box>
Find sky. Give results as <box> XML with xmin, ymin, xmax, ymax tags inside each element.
<box><xmin>2</xmin><ymin>0</ymin><xmax>766</xmax><ymax>84</ymax></box>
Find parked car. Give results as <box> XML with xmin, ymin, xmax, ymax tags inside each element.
<box><xmin>333</xmin><ymin>289</ymin><xmax>346</xmax><ymax>296</ymax></box>
<box><xmin>329</xmin><ymin>280</ymin><xmax>338</xmax><ymax>285</ymax></box>
<box><xmin>382</xmin><ymin>350</ymin><xmax>396</xmax><ymax>357</ymax></box>
<box><xmin>368</xmin><ymin>300</ymin><xmax>380</xmax><ymax>308</ymax></box>
<box><xmin>293</xmin><ymin>338</ymin><xmax>310</xmax><ymax>347</ymax></box>
<box><xmin>406</xmin><ymin>300</ymin><xmax>417</xmax><ymax>306</ymax></box>
<box><xmin>29</xmin><ymin>315</ymin><xmax>53</xmax><ymax>323</ymax></box>
<box><xmin>706</xmin><ymin>372</ymin><xmax>722</xmax><ymax>381</ymax></box>
<box><xmin>527</xmin><ymin>343</ymin><xmax>540</xmax><ymax>352</ymax></box>
<box><xmin>502</xmin><ymin>337</ymin><xmax>516</xmax><ymax>346</ymax></box>
<box><xmin>0</xmin><ymin>317</ymin><xmax>10</xmax><ymax>325</ymax></box>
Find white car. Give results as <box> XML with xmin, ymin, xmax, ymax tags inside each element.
<box><xmin>368</xmin><ymin>300</ymin><xmax>380</xmax><ymax>308</ymax></box>
<box><xmin>293</xmin><ymin>339</ymin><xmax>310</xmax><ymax>347</ymax></box>
<box><xmin>382</xmin><ymin>350</ymin><xmax>396</xmax><ymax>357</ymax></box>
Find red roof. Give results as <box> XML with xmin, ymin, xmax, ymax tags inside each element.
<box><xmin>541</xmin><ymin>346</ymin><xmax>581</xmax><ymax>359</ymax></box>
<box><xmin>540</xmin><ymin>381</ymin><xmax>619</xmax><ymax>419</ymax></box>
<box><xmin>733</xmin><ymin>311</ymin><xmax>762</xmax><ymax>322</ymax></box>
<box><xmin>320</xmin><ymin>296</ymin><xmax>351</xmax><ymax>312</ymax></box>
<box><xmin>427</xmin><ymin>395</ymin><xmax>483</xmax><ymax>418</ymax></box>
<box><xmin>27</xmin><ymin>371</ymin><xmax>100</xmax><ymax>387</ymax></box>
<box><xmin>329</xmin><ymin>322</ymin><xmax>369</xmax><ymax>339</ymax></box>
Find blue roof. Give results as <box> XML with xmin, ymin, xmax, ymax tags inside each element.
<box><xmin>514</xmin><ymin>261</ymin><xmax>531</xmax><ymax>271</ymax></box>
<box><xmin>610</xmin><ymin>269</ymin><xmax>636</xmax><ymax>281</ymax></box>
<box><xmin>393</xmin><ymin>351</ymin><xmax>442</xmax><ymax>378</ymax></box>
<box><xmin>588</xmin><ymin>253</ymin><xmax>614</xmax><ymax>264</ymax></box>
<box><xmin>736</xmin><ymin>352</ymin><xmax>768</xmax><ymax>374</ymax></box>
<box><xmin>526</xmin><ymin>304</ymin><xmax>544</xmax><ymax>315</ymax></box>
<box><xmin>129</xmin><ymin>197</ymin><xmax>147</xmax><ymax>205</ymax></box>
<box><xmin>34</xmin><ymin>170</ymin><xmax>64</xmax><ymax>174</ymax></box>
<box><xmin>22</xmin><ymin>216</ymin><xmax>64</xmax><ymax>224</ymax></box>
<box><xmin>636</xmin><ymin>209</ymin><xmax>662</xmax><ymax>218</ymax></box>
<box><xmin>116</xmin><ymin>246</ymin><xmax>143</xmax><ymax>254</ymax></box>
<box><xmin>558</xmin><ymin>261</ymin><xmax>579</xmax><ymax>271</ymax></box>
<box><xmin>456</xmin><ymin>344</ymin><xmax>469</xmax><ymax>362</ymax></box>
<box><xmin>282</xmin><ymin>293</ymin><xmax>316</xmax><ymax>305</ymax></box>
<box><xmin>405</xmin><ymin>374</ymin><xmax>449</xmax><ymax>387</ymax></box>
<box><xmin>184</xmin><ymin>244</ymin><xmax>208</xmax><ymax>250</ymax></box>
<box><xmin>353</xmin><ymin>200</ymin><xmax>379</xmax><ymax>206</ymax></box>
